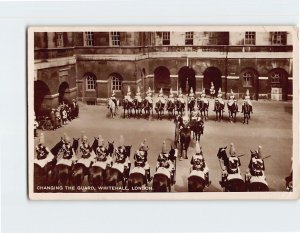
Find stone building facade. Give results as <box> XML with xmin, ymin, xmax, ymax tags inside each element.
<box><xmin>33</xmin><ymin>31</ymin><xmax>293</xmax><ymax>114</ymax></box>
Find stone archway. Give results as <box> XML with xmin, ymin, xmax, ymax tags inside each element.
<box><xmin>154</xmin><ymin>66</ymin><xmax>171</xmax><ymax>93</ymax></box>
<box><xmin>34</xmin><ymin>80</ymin><xmax>51</xmax><ymax>115</ymax></box>
<box><xmin>58</xmin><ymin>81</ymin><xmax>70</xmax><ymax>104</ymax></box>
<box><xmin>178</xmin><ymin>66</ymin><xmax>196</xmax><ymax>94</ymax></box>
<box><xmin>203</xmin><ymin>67</ymin><xmax>222</xmax><ymax>95</ymax></box>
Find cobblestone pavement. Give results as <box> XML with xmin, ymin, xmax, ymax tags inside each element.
<box><xmin>34</xmin><ymin>99</ymin><xmax>293</xmax><ymax>192</ymax></box>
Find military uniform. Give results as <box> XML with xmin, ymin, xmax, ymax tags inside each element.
<box><xmin>34</xmin><ymin>133</ymin><xmax>55</xmax><ymax>168</ymax></box>
<box><xmin>220</xmin><ymin>143</ymin><xmax>242</xmax><ymax>187</ymax></box>
<box><xmin>245</xmin><ymin>146</ymin><xmax>266</xmax><ymax>184</ymax></box>
<box><xmin>156</xmin><ymin>141</ymin><xmax>175</xmax><ymax>183</ymax></box>
<box><xmin>177</xmin><ymin>88</ymin><xmax>185</xmax><ymax>104</ymax></box>
<box><xmin>242</xmin><ymin>91</ymin><xmax>253</xmax><ymax>113</ymax></box>
<box><xmin>57</xmin><ymin>134</ymin><xmax>76</xmax><ymax>166</ymax></box>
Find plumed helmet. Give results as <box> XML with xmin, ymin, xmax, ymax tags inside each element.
<box><xmin>211</xmin><ymin>82</ymin><xmax>214</xmax><ymax>87</ymax></box>
<box><xmin>189</xmin><ymin>87</ymin><xmax>194</xmax><ymax>96</ymax></box>
<box><xmin>119</xmin><ymin>135</ymin><xmax>125</xmax><ymax>147</ymax></box>
<box><xmin>179</xmin><ymin>88</ymin><xmax>182</xmax><ymax>95</ymax></box>
<box><xmin>161</xmin><ymin>141</ymin><xmax>167</xmax><ymax>154</ymax></box>
<box><xmin>229</xmin><ymin>143</ymin><xmax>236</xmax><ymax>156</ymax></box>
<box><xmin>195</xmin><ymin>141</ymin><xmax>201</xmax><ymax>155</ymax></box>
<box><xmin>257</xmin><ymin>145</ymin><xmax>262</xmax><ymax>158</ymax></box>
<box><xmin>98</xmin><ymin>135</ymin><xmax>105</xmax><ymax>147</ymax></box>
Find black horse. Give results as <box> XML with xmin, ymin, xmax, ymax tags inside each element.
<box><xmin>34</xmin><ymin>139</ymin><xmax>62</xmax><ymax>190</ymax></box>
<box><xmin>190</xmin><ymin>119</ymin><xmax>204</xmax><ymax>141</ymax></box>
<box><xmin>214</xmin><ymin>100</ymin><xmax>224</xmax><ymax>121</ymax></box>
<box><xmin>127</xmin><ymin>166</ymin><xmax>147</xmax><ymax>192</ymax></box>
<box><xmin>188</xmin><ymin>99</ymin><xmax>196</xmax><ymax>114</ymax></box>
<box><xmin>242</xmin><ymin>102</ymin><xmax>251</xmax><ymax>124</ymax></box>
<box><xmin>198</xmin><ymin>99</ymin><xmax>209</xmax><ymax>120</ymax></box>
<box><xmin>143</xmin><ymin>99</ymin><xmax>153</xmax><ymax>118</ymax></box>
<box><xmin>155</xmin><ymin>100</ymin><xmax>165</xmax><ymax>120</ymax></box>
<box><xmin>133</xmin><ymin>99</ymin><xmax>144</xmax><ymax>118</ymax></box>
<box><xmin>166</xmin><ymin>100</ymin><xmax>175</xmax><ymax>120</ymax></box>
<box><xmin>217</xmin><ymin>147</ymin><xmax>246</xmax><ymax>192</ymax></box>
<box><xmin>227</xmin><ymin>101</ymin><xmax>238</xmax><ymax>122</ymax></box>
<box><xmin>188</xmin><ymin>175</ymin><xmax>206</xmax><ymax>192</ymax></box>
<box><xmin>123</xmin><ymin>99</ymin><xmax>134</xmax><ymax>118</ymax></box>
<box><xmin>152</xmin><ymin>173</ymin><xmax>171</xmax><ymax>192</ymax></box>
<box><xmin>179</xmin><ymin>126</ymin><xmax>191</xmax><ymax>160</ymax></box>
<box><xmin>175</xmin><ymin>100</ymin><xmax>185</xmax><ymax>116</ymax></box>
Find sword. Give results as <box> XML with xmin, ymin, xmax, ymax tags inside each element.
<box><xmin>262</xmin><ymin>155</ymin><xmax>271</xmax><ymax>160</ymax></box>
<box><xmin>237</xmin><ymin>154</ymin><xmax>246</xmax><ymax>158</ymax></box>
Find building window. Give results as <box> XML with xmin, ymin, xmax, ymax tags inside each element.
<box><xmin>86</xmin><ymin>75</ymin><xmax>96</xmax><ymax>90</ymax></box>
<box><xmin>162</xmin><ymin>32</ymin><xmax>170</xmax><ymax>45</ymax></box>
<box><xmin>84</xmin><ymin>32</ymin><xmax>94</xmax><ymax>46</ymax></box>
<box><xmin>185</xmin><ymin>32</ymin><xmax>194</xmax><ymax>45</ymax></box>
<box><xmin>56</xmin><ymin>32</ymin><xmax>64</xmax><ymax>47</ymax></box>
<box><xmin>111</xmin><ymin>76</ymin><xmax>122</xmax><ymax>91</ymax></box>
<box><xmin>271</xmin><ymin>72</ymin><xmax>281</xmax><ymax>84</ymax></box>
<box><xmin>271</xmin><ymin>32</ymin><xmax>287</xmax><ymax>45</ymax></box>
<box><xmin>242</xmin><ymin>71</ymin><xmax>254</xmax><ymax>87</ymax></box>
<box><xmin>245</xmin><ymin>32</ymin><xmax>256</xmax><ymax>45</ymax></box>
<box><xmin>111</xmin><ymin>32</ymin><xmax>120</xmax><ymax>46</ymax></box>
<box><xmin>208</xmin><ymin>32</ymin><xmax>218</xmax><ymax>45</ymax></box>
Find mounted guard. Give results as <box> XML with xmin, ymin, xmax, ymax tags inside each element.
<box><xmin>219</xmin><ymin>143</ymin><xmax>242</xmax><ymax>188</ymax></box>
<box><xmin>112</xmin><ymin>135</ymin><xmax>130</xmax><ymax>181</ymax></box>
<box><xmin>189</xmin><ymin>141</ymin><xmax>210</xmax><ymax>187</ymax></box>
<box><xmin>177</xmin><ymin>88</ymin><xmax>185</xmax><ymax>104</ymax></box>
<box><xmin>110</xmin><ymin>90</ymin><xmax>118</xmax><ymax>108</ymax></box>
<box><xmin>94</xmin><ymin>135</ymin><xmax>112</xmax><ymax>168</ymax></box>
<box><xmin>145</xmin><ymin>87</ymin><xmax>153</xmax><ymax>104</ymax></box>
<box><xmin>124</xmin><ymin>86</ymin><xmax>133</xmax><ymax>103</ymax></box>
<box><xmin>134</xmin><ymin>86</ymin><xmax>143</xmax><ymax>103</ymax></box>
<box><xmin>227</xmin><ymin>89</ymin><xmax>239</xmax><ymax>122</ymax></box>
<box><xmin>155</xmin><ymin>141</ymin><xmax>175</xmax><ymax>184</ymax></box>
<box><xmin>245</xmin><ymin>146</ymin><xmax>269</xmax><ymax>191</ymax></box>
<box><xmin>34</xmin><ymin>133</ymin><xmax>55</xmax><ymax>167</ymax></box>
<box><xmin>242</xmin><ymin>89</ymin><xmax>253</xmax><ymax>113</ymax></box>
<box><xmin>56</xmin><ymin>133</ymin><xmax>76</xmax><ymax>166</ymax></box>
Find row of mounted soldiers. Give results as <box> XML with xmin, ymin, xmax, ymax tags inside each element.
<box><xmin>109</xmin><ymin>84</ymin><xmax>254</xmax><ymax>122</ymax></box>
<box><xmin>34</xmin><ymin>131</ymin><xmax>286</xmax><ymax>192</ymax></box>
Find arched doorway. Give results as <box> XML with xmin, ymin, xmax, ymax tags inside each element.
<box><xmin>203</xmin><ymin>67</ymin><xmax>222</xmax><ymax>95</ymax></box>
<box><xmin>178</xmin><ymin>66</ymin><xmax>196</xmax><ymax>94</ymax></box>
<box><xmin>268</xmin><ymin>68</ymin><xmax>288</xmax><ymax>101</ymax></box>
<box><xmin>34</xmin><ymin>80</ymin><xmax>50</xmax><ymax>115</ymax></box>
<box><xmin>154</xmin><ymin>66</ymin><xmax>171</xmax><ymax>93</ymax></box>
<box><xmin>58</xmin><ymin>82</ymin><xmax>70</xmax><ymax>104</ymax></box>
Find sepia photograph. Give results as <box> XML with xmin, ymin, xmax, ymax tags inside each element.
<box><xmin>28</xmin><ymin>26</ymin><xmax>299</xmax><ymax>200</ymax></box>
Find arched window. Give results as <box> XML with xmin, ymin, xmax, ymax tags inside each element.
<box><xmin>242</xmin><ymin>71</ymin><xmax>254</xmax><ymax>87</ymax></box>
<box><xmin>111</xmin><ymin>75</ymin><xmax>122</xmax><ymax>91</ymax></box>
<box><xmin>271</xmin><ymin>72</ymin><xmax>281</xmax><ymax>84</ymax></box>
<box><xmin>86</xmin><ymin>75</ymin><xmax>96</xmax><ymax>90</ymax></box>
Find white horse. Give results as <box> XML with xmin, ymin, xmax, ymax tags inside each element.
<box><xmin>107</xmin><ymin>98</ymin><xmax>118</xmax><ymax>118</ymax></box>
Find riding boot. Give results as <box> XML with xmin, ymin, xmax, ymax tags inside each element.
<box><xmin>205</xmin><ymin>173</ymin><xmax>210</xmax><ymax>187</ymax></box>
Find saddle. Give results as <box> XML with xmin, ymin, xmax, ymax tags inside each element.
<box><xmin>130</xmin><ymin>166</ymin><xmax>146</xmax><ymax>176</ymax></box>
<box><xmin>189</xmin><ymin>169</ymin><xmax>205</xmax><ymax>179</ymax></box>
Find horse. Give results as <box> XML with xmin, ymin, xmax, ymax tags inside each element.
<box><xmin>143</xmin><ymin>99</ymin><xmax>153</xmax><ymax>118</ymax></box>
<box><xmin>105</xmin><ymin>145</ymin><xmax>132</xmax><ymax>189</ymax></box>
<box><xmin>190</xmin><ymin>119</ymin><xmax>204</xmax><ymax>141</ymax></box>
<box><xmin>123</xmin><ymin>99</ymin><xmax>134</xmax><ymax>118</ymax></box>
<box><xmin>127</xmin><ymin>167</ymin><xmax>148</xmax><ymax>192</ymax></box>
<box><xmin>72</xmin><ymin>160</ymin><xmax>92</xmax><ymax>187</ymax></box>
<box><xmin>188</xmin><ymin>99</ymin><xmax>196</xmax><ymax>114</ymax></box>
<box><xmin>227</xmin><ymin>101</ymin><xmax>238</xmax><ymax>122</ymax></box>
<box><xmin>179</xmin><ymin>126</ymin><xmax>191</xmax><ymax>160</ymax></box>
<box><xmin>155</xmin><ymin>100</ymin><xmax>165</xmax><ymax>120</ymax></box>
<box><xmin>133</xmin><ymin>99</ymin><xmax>143</xmax><ymax>118</ymax></box>
<box><xmin>175</xmin><ymin>100</ymin><xmax>185</xmax><ymax>116</ymax></box>
<box><xmin>214</xmin><ymin>100</ymin><xmax>224</xmax><ymax>121</ymax></box>
<box><xmin>198</xmin><ymin>99</ymin><xmax>209</xmax><ymax>120</ymax></box>
<box><xmin>152</xmin><ymin>173</ymin><xmax>171</xmax><ymax>192</ymax></box>
<box><xmin>188</xmin><ymin>174</ymin><xmax>206</xmax><ymax>192</ymax></box>
<box><xmin>242</xmin><ymin>101</ymin><xmax>251</xmax><ymax>124</ymax></box>
<box><xmin>107</xmin><ymin>98</ymin><xmax>117</xmax><ymax>118</ymax></box>
<box><xmin>166</xmin><ymin>100</ymin><xmax>175</xmax><ymax>120</ymax></box>
<box><xmin>216</xmin><ymin>147</ymin><xmax>246</xmax><ymax>192</ymax></box>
